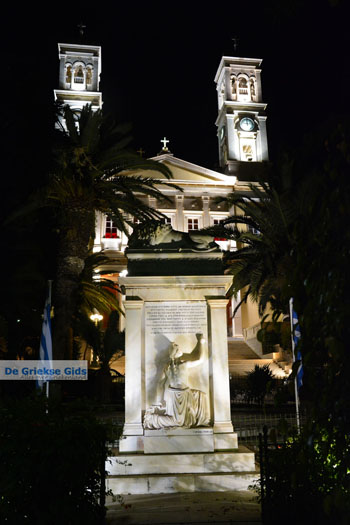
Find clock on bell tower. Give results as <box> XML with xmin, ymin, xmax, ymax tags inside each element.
<box><xmin>214</xmin><ymin>56</ymin><xmax>268</xmax><ymax>176</ymax></box>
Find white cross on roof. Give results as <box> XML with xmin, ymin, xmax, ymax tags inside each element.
<box><xmin>160</xmin><ymin>137</ymin><xmax>170</xmax><ymax>149</ymax></box>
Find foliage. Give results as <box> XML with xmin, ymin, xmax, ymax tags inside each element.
<box><xmin>205</xmin><ymin>173</ymin><xmax>300</xmax><ymax>318</ymax></box>
<box><xmin>0</xmin><ymin>396</ymin><xmax>110</xmax><ymax>524</ymax></box>
<box><xmin>76</xmin><ymin>310</ymin><xmax>125</xmax><ymax>372</ymax></box>
<box><xmin>259</xmin><ymin>424</ymin><xmax>350</xmax><ymax>524</ymax></box>
<box><xmin>257</xmin><ymin>320</ymin><xmax>291</xmax><ymax>354</ymax></box>
<box><xmin>209</xmin><ymin>122</ymin><xmax>350</xmax><ymax>522</ymax></box>
<box><xmin>75</xmin><ymin>310</ymin><xmax>125</xmax><ymax>403</ymax></box>
<box><xmin>46</xmin><ymin>104</ymin><xmax>174</xmax><ymax>359</ymax></box>
<box><xmin>51</xmin><ymin>105</ymin><xmax>174</xmax><ymax>234</ymax></box>
<box><xmin>245</xmin><ymin>122</ymin><xmax>350</xmax><ymax>523</ymax></box>
<box><xmin>245</xmin><ymin>364</ymin><xmax>274</xmax><ymax>406</ymax></box>
<box><xmin>76</xmin><ymin>252</ymin><xmax>122</xmax><ymax>319</ymax></box>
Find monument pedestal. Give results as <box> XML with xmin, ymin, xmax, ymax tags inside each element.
<box><xmin>107</xmin><ymin>236</ymin><xmax>256</xmax><ymax>494</ymax></box>
<box><xmin>107</xmin><ymin>446</ymin><xmax>257</xmax><ymax>494</ymax></box>
<box><xmin>120</xmin><ymin>427</ymin><xmax>239</xmax><ymax>454</ymax></box>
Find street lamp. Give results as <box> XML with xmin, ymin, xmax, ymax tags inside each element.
<box><xmin>90</xmin><ymin>309</ymin><xmax>103</xmax><ymax>326</ymax></box>
<box><xmin>90</xmin><ymin>309</ymin><xmax>103</xmax><ymax>367</ymax></box>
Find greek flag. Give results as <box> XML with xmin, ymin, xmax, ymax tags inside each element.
<box><xmin>290</xmin><ymin>300</ymin><xmax>303</xmax><ymax>389</ymax></box>
<box><xmin>38</xmin><ymin>282</ymin><xmax>53</xmax><ymax>390</ymax></box>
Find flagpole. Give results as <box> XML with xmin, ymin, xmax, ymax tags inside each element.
<box><xmin>289</xmin><ymin>298</ymin><xmax>301</xmax><ymax>433</ymax></box>
<box><xmin>45</xmin><ymin>280</ymin><xmax>53</xmax><ymax>400</ymax></box>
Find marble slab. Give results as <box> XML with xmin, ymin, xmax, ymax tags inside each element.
<box><xmin>107</xmin><ymin>471</ymin><xmax>259</xmax><ymax>495</ymax></box>
<box><xmin>214</xmin><ymin>432</ymin><xmax>238</xmax><ymax>450</ymax></box>
<box><xmin>144</xmin><ymin>427</ymin><xmax>213</xmax><ymax>436</ymax></box>
<box><xmin>107</xmin><ymin>447</ymin><xmax>255</xmax><ymax>476</ymax></box>
<box><xmin>144</xmin><ymin>434</ymin><xmax>214</xmax><ymax>454</ymax></box>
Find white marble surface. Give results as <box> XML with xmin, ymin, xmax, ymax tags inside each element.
<box><xmin>144</xmin><ymin>427</ymin><xmax>213</xmax><ymax>436</ymax></box>
<box><xmin>214</xmin><ymin>432</ymin><xmax>238</xmax><ymax>450</ymax></box>
<box><xmin>107</xmin><ymin>447</ymin><xmax>255</xmax><ymax>476</ymax></box>
<box><xmin>107</xmin><ymin>471</ymin><xmax>258</xmax><ymax>495</ymax></box>
<box><xmin>119</xmin><ymin>435</ymin><xmax>144</xmax><ymax>453</ymax></box>
<box><xmin>144</xmin><ymin>434</ymin><xmax>214</xmax><ymax>454</ymax></box>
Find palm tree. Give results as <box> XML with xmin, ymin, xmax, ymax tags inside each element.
<box><xmin>75</xmin><ymin>252</ymin><xmax>122</xmax><ymax>320</ymax></box>
<box><xmin>49</xmin><ymin>104</ymin><xmax>174</xmax><ymax>359</ymax></box>
<box><xmin>75</xmin><ymin>310</ymin><xmax>125</xmax><ymax>403</ymax></box>
<box><xmin>206</xmin><ymin>177</ymin><xmax>300</xmax><ymax>318</ymax></box>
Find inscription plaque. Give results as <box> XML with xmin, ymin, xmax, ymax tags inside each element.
<box><xmin>144</xmin><ymin>301</ymin><xmax>210</xmax><ymax>414</ymax></box>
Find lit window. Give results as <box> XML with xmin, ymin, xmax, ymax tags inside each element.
<box><xmin>231</xmin><ymin>76</ymin><xmax>237</xmax><ymax>100</ymax></box>
<box><xmin>74</xmin><ymin>66</ymin><xmax>84</xmax><ymax>84</ymax></box>
<box><xmin>242</xmin><ymin>144</ymin><xmax>254</xmax><ymax>162</ymax></box>
<box><xmin>86</xmin><ymin>67</ymin><xmax>92</xmax><ymax>85</ymax></box>
<box><xmin>250</xmin><ymin>78</ymin><xmax>256</xmax><ymax>99</ymax></box>
<box><xmin>66</xmin><ymin>65</ymin><xmax>72</xmax><ymax>84</ymax></box>
<box><xmin>212</xmin><ymin>218</ymin><xmax>227</xmax><ymax>241</ymax></box>
<box><xmin>105</xmin><ymin>216</ymin><xmax>118</xmax><ymax>238</ymax></box>
<box><xmin>238</xmin><ymin>78</ymin><xmax>248</xmax><ymax>95</ymax></box>
<box><xmin>187</xmin><ymin>218</ymin><xmax>199</xmax><ymax>231</ymax></box>
<box><xmin>133</xmin><ymin>217</ymin><xmax>142</xmax><ymax>225</ymax></box>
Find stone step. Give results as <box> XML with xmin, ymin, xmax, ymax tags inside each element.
<box><xmin>107</xmin><ymin>470</ymin><xmax>259</xmax><ymax>495</ymax></box>
<box><xmin>108</xmin><ymin>447</ymin><xmax>255</xmax><ymax>476</ymax></box>
<box><xmin>107</xmin><ymin>448</ymin><xmax>258</xmax><ymax>494</ymax></box>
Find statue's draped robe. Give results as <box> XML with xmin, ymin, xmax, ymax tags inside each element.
<box><xmin>144</xmin><ymin>359</ymin><xmax>209</xmax><ymax>429</ymax></box>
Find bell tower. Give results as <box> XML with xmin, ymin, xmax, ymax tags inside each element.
<box><xmin>54</xmin><ymin>42</ymin><xmax>102</xmax><ymax>112</ymax></box>
<box><xmin>214</xmin><ymin>56</ymin><xmax>268</xmax><ymax>176</ymax></box>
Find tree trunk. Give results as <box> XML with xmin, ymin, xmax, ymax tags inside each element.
<box><xmin>53</xmin><ymin>206</ymin><xmax>94</xmax><ymax>360</ymax></box>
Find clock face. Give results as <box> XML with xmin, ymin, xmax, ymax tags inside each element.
<box><xmin>240</xmin><ymin>117</ymin><xmax>255</xmax><ymax>132</ymax></box>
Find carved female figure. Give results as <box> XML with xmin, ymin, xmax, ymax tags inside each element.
<box><xmin>144</xmin><ymin>334</ymin><xmax>210</xmax><ymax>429</ymax></box>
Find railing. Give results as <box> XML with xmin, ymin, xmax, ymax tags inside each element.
<box><xmin>234</xmin><ymin>412</ymin><xmax>307</xmax><ymax>445</ymax></box>
<box><xmin>105</xmin><ymin>411</ymin><xmax>305</xmax><ymax>450</ymax></box>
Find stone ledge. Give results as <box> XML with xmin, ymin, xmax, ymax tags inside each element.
<box><xmin>107</xmin><ymin>447</ymin><xmax>255</xmax><ymax>476</ymax></box>
<box><xmin>107</xmin><ymin>471</ymin><xmax>259</xmax><ymax>495</ymax></box>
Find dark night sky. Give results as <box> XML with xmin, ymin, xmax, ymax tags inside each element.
<box><xmin>0</xmin><ymin>0</ymin><xmax>348</xmax><ymax>318</ymax></box>
<box><xmin>1</xmin><ymin>1</ymin><xmax>349</xmax><ymax>183</ymax></box>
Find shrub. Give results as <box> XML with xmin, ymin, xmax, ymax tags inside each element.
<box><xmin>0</xmin><ymin>396</ymin><xmax>109</xmax><ymax>524</ymax></box>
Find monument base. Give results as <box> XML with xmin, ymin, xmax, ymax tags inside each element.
<box><xmin>107</xmin><ymin>447</ymin><xmax>257</xmax><ymax>495</ymax></box>
<box><xmin>119</xmin><ymin>427</ymin><xmax>238</xmax><ymax>453</ymax></box>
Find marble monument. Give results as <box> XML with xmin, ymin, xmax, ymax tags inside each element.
<box><xmin>107</xmin><ymin>223</ymin><xmax>256</xmax><ymax>494</ymax></box>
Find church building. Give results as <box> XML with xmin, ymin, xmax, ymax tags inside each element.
<box><xmin>54</xmin><ymin>41</ymin><xmax>281</xmax><ymax>369</ymax></box>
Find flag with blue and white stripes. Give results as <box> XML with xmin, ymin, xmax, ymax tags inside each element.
<box><xmin>38</xmin><ymin>283</ymin><xmax>53</xmax><ymax>389</ymax></box>
<box><xmin>291</xmin><ymin>303</ymin><xmax>303</xmax><ymax>389</ymax></box>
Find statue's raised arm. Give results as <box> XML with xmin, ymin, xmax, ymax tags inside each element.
<box><xmin>179</xmin><ymin>333</ymin><xmax>204</xmax><ymax>363</ymax></box>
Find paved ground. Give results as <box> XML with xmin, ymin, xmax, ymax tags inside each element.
<box><xmin>106</xmin><ymin>491</ymin><xmax>261</xmax><ymax>524</ymax></box>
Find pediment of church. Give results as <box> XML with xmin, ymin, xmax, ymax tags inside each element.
<box><xmin>147</xmin><ymin>154</ymin><xmax>237</xmax><ymax>187</ymax></box>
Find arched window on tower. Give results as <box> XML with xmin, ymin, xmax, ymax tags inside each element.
<box><xmin>218</xmin><ymin>81</ymin><xmax>225</xmax><ymax>109</ymax></box>
<box><xmin>237</xmin><ymin>76</ymin><xmax>251</xmax><ymax>102</ymax></box>
<box><xmin>250</xmin><ymin>78</ymin><xmax>256</xmax><ymax>101</ymax></box>
<box><xmin>66</xmin><ymin>65</ymin><xmax>72</xmax><ymax>85</ymax></box>
<box><xmin>74</xmin><ymin>65</ymin><xmax>84</xmax><ymax>85</ymax></box>
<box><xmin>238</xmin><ymin>78</ymin><xmax>248</xmax><ymax>96</ymax></box>
<box><xmin>231</xmin><ymin>76</ymin><xmax>237</xmax><ymax>100</ymax></box>
<box><xmin>86</xmin><ymin>67</ymin><xmax>93</xmax><ymax>86</ymax></box>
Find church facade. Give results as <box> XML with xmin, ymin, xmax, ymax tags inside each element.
<box><xmin>54</xmin><ymin>41</ymin><xmax>270</xmax><ymax>355</ymax></box>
